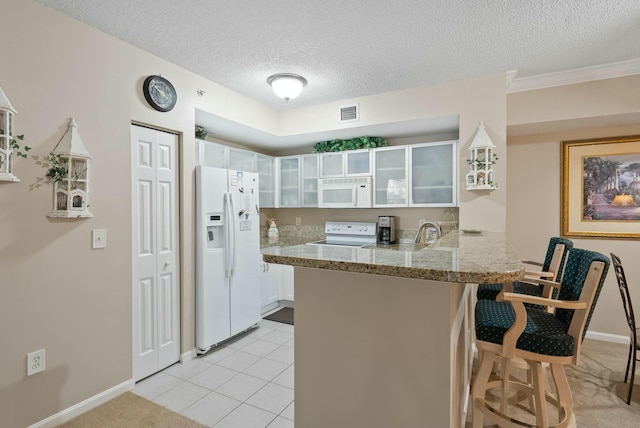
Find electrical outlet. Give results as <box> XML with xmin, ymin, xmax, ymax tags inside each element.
<box><xmin>295</xmin><ymin>217</ymin><xmax>301</xmax><ymax>226</ymax></box>
<box><xmin>27</xmin><ymin>349</ymin><xmax>45</xmax><ymax>376</ymax></box>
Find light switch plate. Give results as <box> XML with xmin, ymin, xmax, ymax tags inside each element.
<box><xmin>92</xmin><ymin>229</ymin><xmax>107</xmax><ymax>249</ymax></box>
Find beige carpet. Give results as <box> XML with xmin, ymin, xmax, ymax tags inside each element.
<box><xmin>468</xmin><ymin>339</ymin><xmax>640</xmax><ymax>427</ymax></box>
<box><xmin>57</xmin><ymin>392</ymin><xmax>206</xmax><ymax>428</ymax></box>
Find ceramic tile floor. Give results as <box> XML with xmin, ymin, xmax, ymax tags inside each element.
<box><xmin>133</xmin><ymin>318</ymin><xmax>295</xmax><ymax>428</ymax></box>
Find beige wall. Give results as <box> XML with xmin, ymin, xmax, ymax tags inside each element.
<box><xmin>0</xmin><ymin>1</ymin><xmax>275</xmax><ymax>426</ymax></box>
<box><xmin>507</xmin><ymin>78</ymin><xmax>640</xmax><ymax>338</ymax></box>
<box><xmin>2</xmin><ymin>1</ymin><xmax>508</xmax><ymax>426</ymax></box>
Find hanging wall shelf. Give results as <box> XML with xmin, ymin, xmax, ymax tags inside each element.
<box><xmin>465</xmin><ymin>121</ymin><xmax>498</xmax><ymax>190</ymax></box>
<box><xmin>47</xmin><ymin>118</ymin><xmax>92</xmax><ymax>218</ymax></box>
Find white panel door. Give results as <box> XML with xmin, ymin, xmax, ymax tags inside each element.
<box><xmin>132</xmin><ymin>125</ymin><xmax>180</xmax><ymax>381</ymax></box>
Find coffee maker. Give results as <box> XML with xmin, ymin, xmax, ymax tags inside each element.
<box><xmin>377</xmin><ymin>216</ymin><xmax>397</xmax><ymax>244</ymax></box>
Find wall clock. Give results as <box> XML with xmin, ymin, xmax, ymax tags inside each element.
<box><xmin>143</xmin><ymin>75</ymin><xmax>177</xmax><ymax>112</ymax></box>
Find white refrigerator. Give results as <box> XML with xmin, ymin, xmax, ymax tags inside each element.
<box><xmin>196</xmin><ymin>165</ymin><xmax>262</xmax><ymax>353</ymax></box>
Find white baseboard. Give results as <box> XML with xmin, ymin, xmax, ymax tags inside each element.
<box><xmin>585</xmin><ymin>330</ymin><xmax>629</xmax><ymax>345</ymax></box>
<box><xmin>181</xmin><ymin>348</ymin><xmax>197</xmax><ymax>363</ymax></box>
<box><xmin>30</xmin><ymin>379</ymin><xmax>134</xmax><ymax>428</ymax></box>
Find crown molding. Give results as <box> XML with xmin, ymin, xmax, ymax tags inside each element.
<box><xmin>507</xmin><ymin>58</ymin><xmax>640</xmax><ymax>93</ymax></box>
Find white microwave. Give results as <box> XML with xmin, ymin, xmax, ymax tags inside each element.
<box><xmin>318</xmin><ymin>177</ymin><xmax>372</xmax><ymax>208</ymax></box>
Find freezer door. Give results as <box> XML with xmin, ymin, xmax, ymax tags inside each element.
<box><xmin>227</xmin><ymin>170</ymin><xmax>262</xmax><ymax>336</ymax></box>
<box><xmin>195</xmin><ymin>166</ymin><xmax>231</xmax><ymax>351</ymax></box>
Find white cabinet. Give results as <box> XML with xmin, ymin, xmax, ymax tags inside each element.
<box><xmin>257</xmin><ymin>154</ymin><xmax>276</xmax><ymax>208</ymax></box>
<box><xmin>345</xmin><ymin>149</ymin><xmax>372</xmax><ymax>176</ymax></box>
<box><xmin>261</xmin><ymin>260</ymin><xmax>281</xmax><ymax>313</ymax></box>
<box><xmin>320</xmin><ymin>150</ymin><xmax>371</xmax><ymax>178</ymax></box>
<box><xmin>409</xmin><ymin>141</ymin><xmax>457</xmax><ymax>207</ymax></box>
<box><xmin>196</xmin><ymin>140</ymin><xmax>276</xmax><ymax>208</ymax></box>
<box><xmin>277</xmin><ymin>155</ymin><xmax>318</xmax><ymax>208</ymax></box>
<box><xmin>228</xmin><ymin>147</ymin><xmax>257</xmax><ymax>172</ymax></box>
<box><xmin>278</xmin><ymin>156</ymin><xmax>301</xmax><ymax>207</ymax></box>
<box><xmin>319</xmin><ymin>152</ymin><xmax>344</xmax><ymax>177</ymax></box>
<box><xmin>260</xmin><ymin>262</ymin><xmax>293</xmax><ymax>313</ymax></box>
<box><xmin>302</xmin><ymin>154</ymin><xmax>319</xmax><ymax>207</ymax></box>
<box><xmin>281</xmin><ymin>265</ymin><xmax>294</xmax><ymax>301</ymax></box>
<box><xmin>197</xmin><ymin>139</ymin><xmax>226</xmax><ymax>169</ymax></box>
<box><xmin>373</xmin><ymin>146</ymin><xmax>408</xmax><ymax>207</ymax></box>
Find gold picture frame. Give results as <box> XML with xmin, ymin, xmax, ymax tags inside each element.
<box><xmin>561</xmin><ymin>135</ymin><xmax>640</xmax><ymax>239</ymax></box>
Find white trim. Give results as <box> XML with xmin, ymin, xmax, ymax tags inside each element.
<box><xmin>585</xmin><ymin>330</ymin><xmax>629</xmax><ymax>345</ymax></box>
<box><xmin>181</xmin><ymin>348</ymin><xmax>197</xmax><ymax>363</ymax></box>
<box><xmin>29</xmin><ymin>379</ymin><xmax>134</xmax><ymax>428</ymax></box>
<box><xmin>507</xmin><ymin>58</ymin><xmax>640</xmax><ymax>93</ymax></box>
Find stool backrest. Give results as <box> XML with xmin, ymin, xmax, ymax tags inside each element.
<box><xmin>553</xmin><ymin>249</ymin><xmax>609</xmax><ymax>350</ymax></box>
<box><xmin>610</xmin><ymin>253</ymin><xmax>637</xmax><ymax>340</ymax></box>
<box><xmin>545</xmin><ymin>237</ymin><xmax>573</xmax><ymax>282</ymax></box>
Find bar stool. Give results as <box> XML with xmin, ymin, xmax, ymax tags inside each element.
<box><xmin>473</xmin><ymin>248</ymin><xmax>609</xmax><ymax>427</ymax></box>
<box><xmin>610</xmin><ymin>253</ymin><xmax>639</xmax><ymax>404</ymax></box>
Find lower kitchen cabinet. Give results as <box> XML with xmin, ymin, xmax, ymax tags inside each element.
<box><xmin>281</xmin><ymin>265</ymin><xmax>294</xmax><ymax>301</ymax></box>
<box><xmin>260</xmin><ymin>260</ymin><xmax>281</xmax><ymax>313</ymax></box>
<box><xmin>260</xmin><ymin>262</ymin><xmax>294</xmax><ymax>313</ymax></box>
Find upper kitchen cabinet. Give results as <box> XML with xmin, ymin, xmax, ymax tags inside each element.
<box><xmin>319</xmin><ymin>150</ymin><xmax>372</xmax><ymax>178</ymax></box>
<box><xmin>278</xmin><ymin>156</ymin><xmax>301</xmax><ymax>207</ymax></box>
<box><xmin>373</xmin><ymin>146</ymin><xmax>408</xmax><ymax>207</ymax></box>
<box><xmin>345</xmin><ymin>149</ymin><xmax>372</xmax><ymax>176</ymax></box>
<box><xmin>196</xmin><ymin>139</ymin><xmax>275</xmax><ymax>207</ymax></box>
<box><xmin>257</xmin><ymin>153</ymin><xmax>276</xmax><ymax>208</ymax></box>
<box><xmin>196</xmin><ymin>139</ymin><xmax>226</xmax><ymax>169</ymax></box>
<box><xmin>319</xmin><ymin>152</ymin><xmax>343</xmax><ymax>177</ymax></box>
<box><xmin>301</xmin><ymin>154</ymin><xmax>319</xmax><ymax>207</ymax></box>
<box><xmin>228</xmin><ymin>147</ymin><xmax>257</xmax><ymax>172</ymax></box>
<box><xmin>277</xmin><ymin>154</ymin><xmax>318</xmax><ymax>208</ymax></box>
<box><xmin>409</xmin><ymin>141</ymin><xmax>457</xmax><ymax>207</ymax></box>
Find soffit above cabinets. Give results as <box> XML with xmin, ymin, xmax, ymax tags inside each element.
<box><xmin>195</xmin><ymin>108</ymin><xmax>459</xmax><ymax>152</ymax></box>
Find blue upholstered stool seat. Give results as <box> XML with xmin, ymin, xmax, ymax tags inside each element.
<box><xmin>475</xmin><ymin>281</ymin><xmax>544</xmax><ymax>301</ymax></box>
<box><xmin>475</xmin><ymin>299</ymin><xmax>574</xmax><ymax>357</ymax></box>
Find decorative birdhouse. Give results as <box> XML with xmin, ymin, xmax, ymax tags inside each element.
<box><xmin>0</xmin><ymin>85</ymin><xmax>19</xmax><ymax>182</ymax></box>
<box><xmin>466</xmin><ymin>121</ymin><xmax>498</xmax><ymax>190</ymax></box>
<box><xmin>47</xmin><ymin>118</ymin><xmax>92</xmax><ymax>218</ymax></box>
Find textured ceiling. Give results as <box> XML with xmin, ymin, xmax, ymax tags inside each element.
<box><xmin>35</xmin><ymin>0</ymin><xmax>640</xmax><ymax>112</ymax></box>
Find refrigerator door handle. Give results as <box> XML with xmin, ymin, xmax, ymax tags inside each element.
<box><xmin>228</xmin><ymin>192</ymin><xmax>237</xmax><ymax>278</ymax></box>
<box><xmin>223</xmin><ymin>192</ymin><xmax>231</xmax><ymax>278</ymax></box>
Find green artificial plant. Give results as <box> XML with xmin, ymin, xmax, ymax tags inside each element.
<box><xmin>312</xmin><ymin>136</ymin><xmax>387</xmax><ymax>153</ymax></box>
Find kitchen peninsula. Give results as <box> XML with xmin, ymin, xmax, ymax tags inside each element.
<box><xmin>261</xmin><ymin>231</ymin><xmax>524</xmax><ymax>428</ymax></box>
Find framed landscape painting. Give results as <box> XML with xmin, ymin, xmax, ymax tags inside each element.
<box><xmin>561</xmin><ymin>135</ymin><xmax>640</xmax><ymax>239</ymax></box>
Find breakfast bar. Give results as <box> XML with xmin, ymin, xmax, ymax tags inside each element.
<box><xmin>261</xmin><ymin>231</ymin><xmax>524</xmax><ymax>428</ymax></box>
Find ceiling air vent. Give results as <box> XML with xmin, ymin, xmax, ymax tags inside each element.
<box><xmin>339</xmin><ymin>104</ymin><xmax>359</xmax><ymax>123</ymax></box>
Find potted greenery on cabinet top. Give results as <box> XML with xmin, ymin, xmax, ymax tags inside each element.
<box><xmin>313</xmin><ymin>136</ymin><xmax>387</xmax><ymax>153</ymax></box>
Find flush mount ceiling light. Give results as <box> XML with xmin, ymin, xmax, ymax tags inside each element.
<box><xmin>267</xmin><ymin>73</ymin><xmax>307</xmax><ymax>102</ymax></box>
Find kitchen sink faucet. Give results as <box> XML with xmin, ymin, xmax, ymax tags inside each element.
<box><xmin>414</xmin><ymin>221</ymin><xmax>441</xmax><ymax>244</ymax></box>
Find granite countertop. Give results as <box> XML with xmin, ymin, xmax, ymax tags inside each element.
<box><xmin>260</xmin><ymin>230</ymin><xmax>525</xmax><ymax>284</ymax></box>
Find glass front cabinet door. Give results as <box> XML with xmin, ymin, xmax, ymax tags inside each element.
<box><xmin>278</xmin><ymin>156</ymin><xmax>301</xmax><ymax>207</ymax></box>
<box><xmin>409</xmin><ymin>141</ymin><xmax>457</xmax><ymax>207</ymax></box>
<box><xmin>301</xmin><ymin>154</ymin><xmax>319</xmax><ymax>207</ymax></box>
<box><xmin>257</xmin><ymin>153</ymin><xmax>275</xmax><ymax>208</ymax></box>
<box><xmin>373</xmin><ymin>146</ymin><xmax>408</xmax><ymax>207</ymax></box>
<box><xmin>319</xmin><ymin>152</ymin><xmax>344</xmax><ymax>178</ymax></box>
<box><xmin>345</xmin><ymin>149</ymin><xmax>372</xmax><ymax>176</ymax></box>
<box><xmin>228</xmin><ymin>147</ymin><xmax>257</xmax><ymax>172</ymax></box>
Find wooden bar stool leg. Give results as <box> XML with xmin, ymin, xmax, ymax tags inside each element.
<box><xmin>500</xmin><ymin>356</ymin><xmax>513</xmax><ymax>416</ymax></box>
<box><xmin>472</xmin><ymin>350</ymin><xmax>496</xmax><ymax>428</ymax></box>
<box><xmin>550</xmin><ymin>363</ymin><xmax>573</xmax><ymax>421</ymax></box>
<box><xmin>531</xmin><ymin>361</ymin><xmax>549</xmax><ymax>428</ymax></box>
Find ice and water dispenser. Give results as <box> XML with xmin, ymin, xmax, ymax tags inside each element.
<box><xmin>206</xmin><ymin>213</ymin><xmax>224</xmax><ymax>249</ymax></box>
